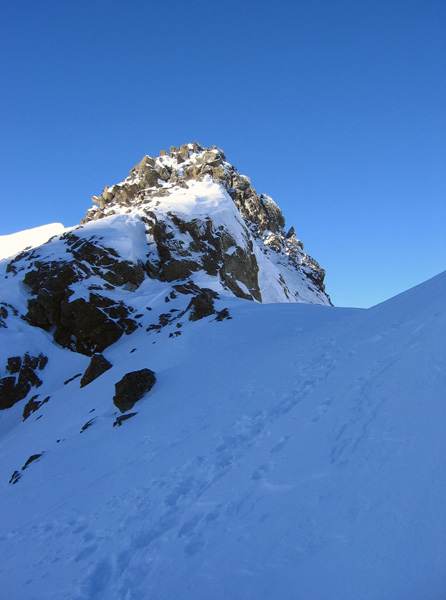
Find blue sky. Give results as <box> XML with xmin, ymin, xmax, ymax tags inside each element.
<box><xmin>1</xmin><ymin>0</ymin><xmax>445</xmax><ymax>308</ymax></box>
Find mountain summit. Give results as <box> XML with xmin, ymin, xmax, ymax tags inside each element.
<box><xmin>83</xmin><ymin>142</ymin><xmax>330</xmax><ymax>305</ymax></box>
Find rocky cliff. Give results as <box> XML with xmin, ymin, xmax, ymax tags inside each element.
<box><xmin>83</xmin><ymin>142</ymin><xmax>329</xmax><ymax>302</ymax></box>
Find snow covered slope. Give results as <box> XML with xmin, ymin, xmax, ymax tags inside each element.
<box><xmin>0</xmin><ymin>222</ymin><xmax>66</xmax><ymax>260</ymax></box>
<box><xmin>0</xmin><ymin>271</ymin><xmax>444</xmax><ymax>600</ymax></box>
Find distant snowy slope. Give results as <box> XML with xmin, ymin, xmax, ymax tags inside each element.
<box><xmin>0</xmin><ymin>272</ymin><xmax>444</xmax><ymax>599</ymax></box>
<box><xmin>0</xmin><ymin>222</ymin><xmax>66</xmax><ymax>260</ymax></box>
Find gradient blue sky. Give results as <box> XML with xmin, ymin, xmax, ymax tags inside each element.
<box><xmin>1</xmin><ymin>0</ymin><xmax>445</xmax><ymax>307</ymax></box>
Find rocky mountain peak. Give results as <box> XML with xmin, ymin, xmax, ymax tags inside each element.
<box><xmin>82</xmin><ymin>143</ymin><xmax>329</xmax><ymax>304</ymax></box>
<box><xmin>85</xmin><ymin>142</ymin><xmax>286</xmax><ymax>236</ymax></box>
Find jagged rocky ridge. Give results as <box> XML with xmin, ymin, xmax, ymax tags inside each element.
<box><xmin>83</xmin><ymin>142</ymin><xmax>328</xmax><ymax>302</ymax></box>
<box><xmin>0</xmin><ymin>143</ymin><xmax>331</xmax><ymax>413</ymax></box>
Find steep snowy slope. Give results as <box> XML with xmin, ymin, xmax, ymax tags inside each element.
<box><xmin>0</xmin><ymin>272</ymin><xmax>444</xmax><ymax>600</ymax></box>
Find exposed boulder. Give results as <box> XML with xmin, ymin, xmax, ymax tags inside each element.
<box><xmin>0</xmin><ymin>305</ymin><xmax>7</xmax><ymax>325</ymax></box>
<box><xmin>80</xmin><ymin>354</ymin><xmax>112</xmax><ymax>388</ymax></box>
<box><xmin>80</xmin><ymin>418</ymin><xmax>96</xmax><ymax>432</ymax></box>
<box><xmin>215</xmin><ymin>308</ymin><xmax>231</xmax><ymax>321</ymax></box>
<box><xmin>113</xmin><ymin>368</ymin><xmax>156</xmax><ymax>413</ymax></box>
<box><xmin>64</xmin><ymin>373</ymin><xmax>82</xmax><ymax>385</ymax></box>
<box><xmin>9</xmin><ymin>471</ymin><xmax>21</xmax><ymax>485</ymax></box>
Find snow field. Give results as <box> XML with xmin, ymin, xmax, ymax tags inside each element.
<box><xmin>0</xmin><ymin>273</ymin><xmax>445</xmax><ymax>599</ymax></box>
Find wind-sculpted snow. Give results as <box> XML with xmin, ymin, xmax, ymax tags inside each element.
<box><xmin>0</xmin><ymin>223</ymin><xmax>66</xmax><ymax>261</ymax></box>
<box><xmin>0</xmin><ymin>272</ymin><xmax>444</xmax><ymax>599</ymax></box>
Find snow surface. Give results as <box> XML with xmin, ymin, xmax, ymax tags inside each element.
<box><xmin>0</xmin><ymin>270</ymin><xmax>445</xmax><ymax>599</ymax></box>
<box><xmin>0</xmin><ymin>223</ymin><xmax>66</xmax><ymax>260</ymax></box>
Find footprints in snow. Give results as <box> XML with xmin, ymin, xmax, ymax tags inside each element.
<box><xmin>74</xmin><ymin>361</ymin><xmax>334</xmax><ymax>595</ymax></box>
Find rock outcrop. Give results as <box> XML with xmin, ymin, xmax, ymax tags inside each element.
<box><xmin>80</xmin><ymin>354</ymin><xmax>112</xmax><ymax>388</ymax></box>
<box><xmin>186</xmin><ymin>288</ymin><xmax>219</xmax><ymax>321</ymax></box>
<box><xmin>113</xmin><ymin>369</ymin><xmax>156</xmax><ymax>413</ymax></box>
<box><xmin>22</xmin><ymin>395</ymin><xmax>50</xmax><ymax>421</ymax></box>
<box><xmin>8</xmin><ymin>236</ymin><xmax>139</xmax><ymax>356</ymax></box>
<box><xmin>0</xmin><ymin>353</ymin><xmax>48</xmax><ymax>410</ymax></box>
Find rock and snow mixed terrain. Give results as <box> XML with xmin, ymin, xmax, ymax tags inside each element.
<box><xmin>0</xmin><ymin>144</ymin><xmax>444</xmax><ymax>599</ymax></box>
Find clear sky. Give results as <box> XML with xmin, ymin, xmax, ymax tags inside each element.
<box><xmin>1</xmin><ymin>0</ymin><xmax>445</xmax><ymax>308</ymax></box>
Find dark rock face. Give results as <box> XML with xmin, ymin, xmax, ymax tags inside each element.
<box><xmin>186</xmin><ymin>288</ymin><xmax>218</xmax><ymax>321</ymax></box>
<box><xmin>139</xmin><ymin>212</ymin><xmax>262</xmax><ymax>301</ymax></box>
<box><xmin>24</xmin><ymin>261</ymin><xmax>81</xmax><ymax>330</ymax></box>
<box><xmin>81</xmin><ymin>145</ymin><xmax>273</xmax><ymax>302</ymax></box>
<box><xmin>62</xmin><ymin>234</ymin><xmax>145</xmax><ymax>289</ymax></box>
<box><xmin>80</xmin><ymin>354</ymin><xmax>112</xmax><ymax>388</ymax></box>
<box><xmin>22</xmin><ymin>453</ymin><xmax>44</xmax><ymax>470</ymax></box>
<box><xmin>1</xmin><ymin>230</ymin><xmax>143</xmax><ymax>358</ymax></box>
<box><xmin>54</xmin><ymin>294</ymin><xmax>137</xmax><ymax>355</ymax></box>
<box><xmin>0</xmin><ymin>303</ymin><xmax>18</xmax><ymax>328</ymax></box>
<box><xmin>23</xmin><ymin>395</ymin><xmax>50</xmax><ymax>421</ymax></box>
<box><xmin>0</xmin><ymin>353</ymin><xmax>48</xmax><ymax>410</ymax></box>
<box><xmin>23</xmin><ymin>256</ymin><xmax>138</xmax><ymax>356</ymax></box>
<box><xmin>113</xmin><ymin>369</ymin><xmax>156</xmax><ymax>413</ymax></box>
